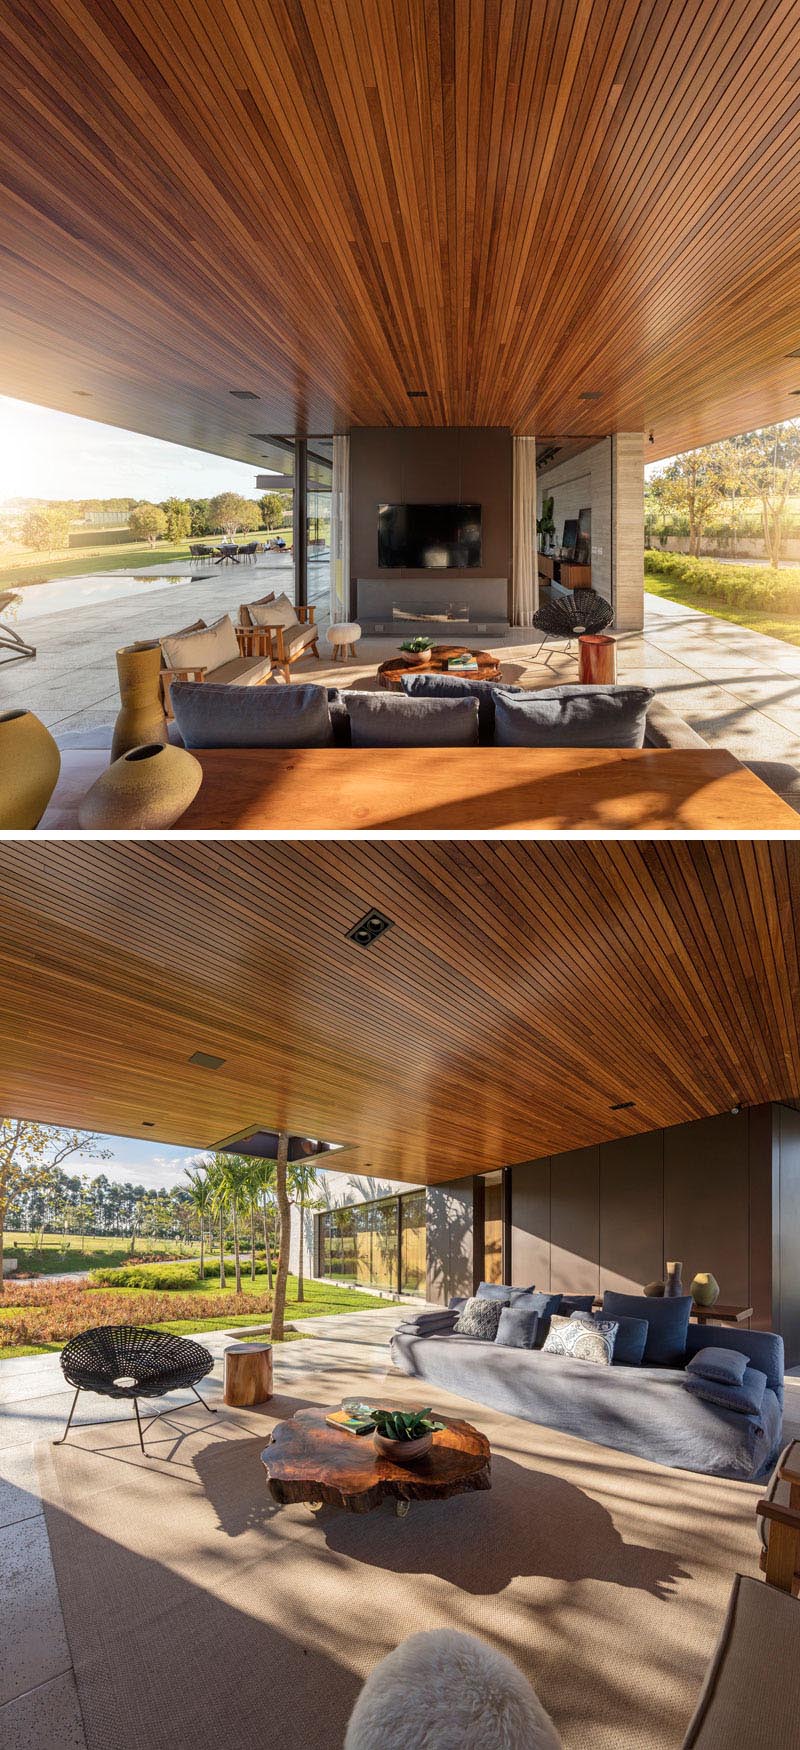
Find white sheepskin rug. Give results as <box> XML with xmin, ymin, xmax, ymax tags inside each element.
<box><xmin>344</xmin><ymin>1628</ymin><xmax>563</xmax><ymax>1749</ymax></box>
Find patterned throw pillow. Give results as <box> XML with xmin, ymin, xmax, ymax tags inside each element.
<box><xmin>542</xmin><ymin>1313</ymin><xmax>618</xmax><ymax>1366</ymax></box>
<box><xmin>454</xmin><ymin>1295</ymin><xmax>507</xmax><ymax>1341</ymax></box>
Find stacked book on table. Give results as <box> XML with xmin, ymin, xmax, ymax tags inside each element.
<box><xmin>444</xmin><ymin>653</ymin><xmax>479</xmax><ymax>672</ymax></box>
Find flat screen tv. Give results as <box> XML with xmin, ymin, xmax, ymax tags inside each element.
<box><xmin>378</xmin><ymin>503</ymin><xmax>482</xmax><ymax>568</ymax></box>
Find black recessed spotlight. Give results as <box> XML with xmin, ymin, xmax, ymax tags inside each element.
<box><xmin>610</xmin><ymin>1100</ymin><xmax>635</xmax><ymax>1111</ymax></box>
<box><xmin>579</xmin><ymin>390</ymin><xmax>601</xmax><ymax>401</ymax></box>
<box><xmin>73</xmin><ymin>390</ymin><xmax>92</xmax><ymax>397</ymax></box>
<box><xmin>406</xmin><ymin>389</ymin><xmax>428</xmax><ymax>398</ymax></box>
<box><xmin>142</xmin><ymin>1120</ymin><xmax>155</xmax><ymax>1128</ymax></box>
<box><xmin>648</xmin><ymin>431</ymin><xmax>655</xmax><ymax>444</ymax></box>
<box><xmin>229</xmin><ymin>389</ymin><xmax>260</xmax><ymax>400</ymax></box>
<box><xmin>346</xmin><ymin>909</ymin><xmax>394</xmax><ymax>947</ymax></box>
<box><xmin>188</xmin><ymin>1050</ymin><xmax>226</xmax><ymax>1069</ymax></box>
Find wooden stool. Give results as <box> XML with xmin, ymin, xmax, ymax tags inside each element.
<box><xmin>223</xmin><ymin>1341</ymin><xmax>273</xmax><ymax>1407</ymax></box>
<box><xmin>578</xmin><ymin>633</ymin><xmax>617</xmax><ymax>685</ymax></box>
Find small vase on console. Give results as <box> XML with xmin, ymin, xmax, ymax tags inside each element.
<box><xmin>664</xmin><ymin>1261</ymin><xmax>684</xmax><ymax>1298</ymax></box>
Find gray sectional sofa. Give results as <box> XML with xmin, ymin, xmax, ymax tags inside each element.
<box><xmin>390</xmin><ymin>1310</ymin><xmax>784</xmax><ymax>1481</ymax></box>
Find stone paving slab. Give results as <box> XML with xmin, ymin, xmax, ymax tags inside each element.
<box><xmin>0</xmin><ymin>1670</ymin><xmax>86</xmax><ymax>1750</ymax></box>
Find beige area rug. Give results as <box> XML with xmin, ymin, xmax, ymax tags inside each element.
<box><xmin>37</xmin><ymin>1368</ymin><xmax>764</xmax><ymax>1750</ymax></box>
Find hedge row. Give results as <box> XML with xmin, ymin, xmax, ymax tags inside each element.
<box><xmin>1</xmin><ymin>1281</ymin><xmax>274</xmax><ymax>1346</ymax></box>
<box><xmin>90</xmin><ymin>1264</ymin><xmax>201</xmax><ymax>1290</ymax></box>
<box><xmin>644</xmin><ymin>549</ymin><xmax>800</xmax><ymax>611</ymax></box>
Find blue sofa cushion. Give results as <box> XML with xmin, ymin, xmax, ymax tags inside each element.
<box><xmin>401</xmin><ymin>673</ymin><xmax>520</xmax><ymax>740</ymax></box>
<box><xmin>686</xmin><ymin>1346</ymin><xmax>749</xmax><ymax>1387</ymax></box>
<box><xmin>492</xmin><ymin>684</ymin><xmax>653</xmax><ymax>749</ymax></box>
<box><xmin>602</xmin><ymin>1291</ymin><xmax>693</xmax><ymax>1366</ymax></box>
<box><xmin>572</xmin><ymin>1310</ymin><xmax>648</xmax><ymax>1366</ymax></box>
<box><xmin>685</xmin><ymin>1367</ymin><xmax>768</xmax><ymax>1417</ymax></box>
<box><xmin>495</xmin><ymin>1304</ymin><xmax>540</xmax><ymax>1349</ymax></box>
<box><xmin>170</xmin><ymin>680</ymin><xmax>333</xmax><ymax>749</ymax></box>
<box><xmin>558</xmin><ymin>1294</ymin><xmax>595</xmax><ymax>1317</ymax></box>
<box><xmin>454</xmin><ymin>1295</ymin><xmax>507</xmax><ymax>1340</ymax></box>
<box><xmin>512</xmin><ymin>1290</ymin><xmax>562</xmax><ymax>1345</ymax></box>
<box><xmin>478</xmin><ymin>1281</ymin><xmax>536</xmax><ymax>1302</ymax></box>
<box><xmin>685</xmin><ymin>1324</ymin><xmax>785</xmax><ymax>1406</ymax></box>
<box><xmin>345</xmin><ymin>691</ymin><xmax>479</xmax><ymax>747</ymax></box>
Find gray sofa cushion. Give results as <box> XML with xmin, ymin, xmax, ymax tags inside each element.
<box><xmin>644</xmin><ymin>697</ymin><xmax>709</xmax><ymax>749</ymax></box>
<box><xmin>346</xmin><ymin>691</ymin><xmax>479</xmax><ymax>748</ymax></box>
<box><xmin>492</xmin><ymin>684</ymin><xmax>654</xmax><ymax>749</ymax></box>
<box><xmin>602</xmin><ymin>1291</ymin><xmax>692</xmax><ymax>1366</ymax></box>
<box><xmin>495</xmin><ymin>1304</ymin><xmax>540</xmax><ymax>1349</ymax></box>
<box><xmin>325</xmin><ymin>687</ymin><xmax>351</xmax><ymax>745</ymax></box>
<box><xmin>479</xmin><ymin>1280</ymin><xmax>535</xmax><ymax>1302</ymax></box>
<box><xmin>685</xmin><ymin>1324</ymin><xmax>785</xmax><ymax>1406</ymax></box>
<box><xmin>170</xmin><ymin>680</ymin><xmax>332</xmax><ymax>748</ymax></box>
<box><xmin>390</xmin><ymin>1329</ymin><xmax>784</xmax><ymax>1480</ymax></box>
<box><xmin>575</xmin><ymin>1310</ymin><xmax>648</xmax><ymax>1367</ymax></box>
<box><xmin>454</xmin><ymin>1295</ymin><xmax>506</xmax><ymax>1340</ymax></box>
<box><xmin>513</xmin><ymin>1290</ymin><xmax>562</xmax><ymax>1345</ymax></box>
<box><xmin>685</xmin><ymin>1366</ymin><xmax>768</xmax><ymax>1418</ymax></box>
<box><xmin>687</xmin><ymin>1347</ymin><xmax>749</xmax><ymax>1387</ymax></box>
<box><xmin>401</xmin><ymin>673</ymin><xmax>520</xmax><ymax>740</ymax></box>
<box><xmin>558</xmin><ymin>1294</ymin><xmax>595</xmax><ymax>1317</ymax></box>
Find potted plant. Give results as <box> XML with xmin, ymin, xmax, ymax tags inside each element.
<box><xmin>371</xmin><ymin>1406</ymin><xmax>444</xmax><ymax>1463</ymax></box>
<box><xmin>399</xmin><ymin>636</ymin><xmax>433</xmax><ymax>665</ymax></box>
<box><xmin>536</xmin><ymin>494</ymin><xmax>555</xmax><ymax>553</ymax></box>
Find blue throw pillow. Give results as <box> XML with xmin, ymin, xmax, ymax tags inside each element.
<box><xmin>686</xmin><ymin>1347</ymin><xmax>749</xmax><ymax>1387</ymax></box>
<box><xmin>345</xmin><ymin>691</ymin><xmax>479</xmax><ymax>748</ymax></box>
<box><xmin>558</xmin><ymin>1294</ymin><xmax>595</xmax><ymax>1317</ymax></box>
<box><xmin>602</xmin><ymin>1291</ymin><xmax>692</xmax><ymax>1367</ymax></box>
<box><xmin>495</xmin><ymin>1304</ymin><xmax>540</xmax><ymax>1349</ymax></box>
<box><xmin>478</xmin><ymin>1281</ymin><xmax>536</xmax><ymax>1302</ymax></box>
<box><xmin>685</xmin><ymin>1367</ymin><xmax>767</xmax><ymax>1417</ymax></box>
<box><xmin>572</xmin><ymin>1310</ymin><xmax>648</xmax><ymax>1366</ymax></box>
<box><xmin>170</xmin><ymin>680</ymin><xmax>333</xmax><ymax>749</ymax></box>
<box><xmin>401</xmin><ymin>674</ymin><xmax>521</xmax><ymax>741</ymax></box>
<box><xmin>512</xmin><ymin>1290</ymin><xmax>562</xmax><ymax>1345</ymax></box>
<box><xmin>492</xmin><ymin>684</ymin><xmax>653</xmax><ymax>749</ymax></box>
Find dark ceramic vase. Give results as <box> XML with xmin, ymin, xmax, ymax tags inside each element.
<box><xmin>664</xmin><ymin>1260</ymin><xmax>684</xmax><ymax>1298</ymax></box>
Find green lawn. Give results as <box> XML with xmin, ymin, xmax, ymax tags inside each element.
<box><xmin>645</xmin><ymin>563</ymin><xmax>800</xmax><ymax>649</ymax></box>
<box><xmin>0</xmin><ymin>528</ymin><xmax>294</xmax><ymax>590</ymax></box>
<box><xmin>6</xmin><ymin>1234</ymin><xmax>201</xmax><ymax>1274</ymax></box>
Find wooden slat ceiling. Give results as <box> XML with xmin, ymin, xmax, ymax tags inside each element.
<box><xmin>1</xmin><ymin>1</ymin><xmax>800</xmax><ymax>462</ymax></box>
<box><xmin>1</xmin><ymin>840</ymin><xmax>798</xmax><ymax>1183</ymax></box>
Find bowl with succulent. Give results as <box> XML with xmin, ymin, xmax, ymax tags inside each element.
<box><xmin>399</xmin><ymin>636</ymin><xmax>433</xmax><ymax>665</ymax></box>
<box><xmin>371</xmin><ymin>1406</ymin><xmax>445</xmax><ymax>1463</ymax></box>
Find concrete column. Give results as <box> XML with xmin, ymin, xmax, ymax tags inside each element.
<box><xmin>611</xmin><ymin>432</ymin><xmax>645</xmax><ymax>631</ymax></box>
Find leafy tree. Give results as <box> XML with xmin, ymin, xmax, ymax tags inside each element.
<box><xmin>271</xmin><ymin>1133</ymin><xmax>291</xmax><ymax>1341</ymax></box>
<box><xmin>161</xmin><ymin>497</ymin><xmax>191</xmax><ymax>543</ymax></box>
<box><xmin>732</xmin><ymin>425</ymin><xmax>800</xmax><ymax>568</ymax></box>
<box><xmin>288</xmin><ymin>1160</ymin><xmax>324</xmax><ymax>1303</ymax></box>
<box><xmin>258</xmin><ymin>492</ymin><xmax>284</xmax><ymax>531</ymax></box>
<box><xmin>189</xmin><ymin>498</ymin><xmax>211</xmax><ymax>537</ymax></box>
<box><xmin>648</xmin><ymin>451</ymin><xmax>724</xmax><ymax>557</ymax></box>
<box><xmin>209</xmin><ymin>1154</ymin><xmax>251</xmax><ymax>1294</ymax></box>
<box><xmin>208</xmin><ymin>492</ymin><xmax>260</xmax><ymax>538</ymax></box>
<box><xmin>184</xmin><ymin>1165</ymin><xmax>212</xmax><ymax>1280</ymax></box>
<box><xmin>20</xmin><ymin>503</ymin><xmax>72</xmax><ymax>552</ymax></box>
<box><xmin>249</xmin><ymin>1159</ymin><xmax>276</xmax><ymax>1291</ymax></box>
<box><xmin>128</xmin><ymin>503</ymin><xmax>167</xmax><ymax>546</ymax></box>
<box><xmin>0</xmin><ymin>1121</ymin><xmax>110</xmax><ymax>1290</ymax></box>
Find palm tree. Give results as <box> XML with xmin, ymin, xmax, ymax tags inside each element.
<box><xmin>209</xmin><ymin>1154</ymin><xmax>251</xmax><ymax>1295</ymax></box>
<box><xmin>271</xmin><ymin>1132</ymin><xmax>291</xmax><ymax>1341</ymax></box>
<box><xmin>206</xmin><ymin>1154</ymin><xmax>229</xmax><ymax>1288</ymax></box>
<box><xmin>288</xmin><ymin>1159</ymin><xmax>323</xmax><ymax>1303</ymax></box>
<box><xmin>250</xmin><ymin>1158</ymin><xmax>276</xmax><ymax>1292</ymax></box>
<box><xmin>184</xmin><ymin>1165</ymin><xmax>212</xmax><ymax>1281</ymax></box>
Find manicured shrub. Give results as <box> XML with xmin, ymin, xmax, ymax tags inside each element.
<box><xmin>645</xmin><ymin>549</ymin><xmax>800</xmax><ymax>611</ymax></box>
<box><xmin>90</xmin><ymin>1265</ymin><xmax>199</xmax><ymax>1290</ymax></box>
<box><xmin>0</xmin><ymin>1280</ymin><xmax>273</xmax><ymax>1348</ymax></box>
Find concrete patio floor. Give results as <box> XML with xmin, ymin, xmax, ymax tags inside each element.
<box><xmin>3</xmin><ymin>567</ymin><xmax>800</xmax><ymax>778</ymax></box>
<box><xmin>0</xmin><ymin>1306</ymin><xmax>402</xmax><ymax>1748</ymax></box>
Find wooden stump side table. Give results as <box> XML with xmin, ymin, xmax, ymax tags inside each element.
<box><xmin>578</xmin><ymin>633</ymin><xmax>617</xmax><ymax>684</ymax></box>
<box><xmin>224</xmin><ymin>1340</ymin><xmax>273</xmax><ymax>1406</ymax></box>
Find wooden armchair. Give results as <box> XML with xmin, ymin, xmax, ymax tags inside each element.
<box><xmin>239</xmin><ymin>595</ymin><xmax>319</xmax><ymax>681</ymax></box>
<box><xmin>757</xmin><ymin>1440</ymin><xmax>800</xmax><ymax>1594</ymax></box>
<box><xmin>159</xmin><ymin>616</ymin><xmax>272</xmax><ymax>717</ymax></box>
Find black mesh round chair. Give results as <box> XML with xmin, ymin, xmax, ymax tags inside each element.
<box><xmin>532</xmin><ymin>588</ymin><xmax>615</xmax><ymax>667</ymax></box>
<box><xmin>55</xmin><ymin>1325</ymin><xmax>216</xmax><ymax>1454</ymax></box>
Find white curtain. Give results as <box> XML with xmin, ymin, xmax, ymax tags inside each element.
<box><xmin>511</xmin><ymin>435</ymin><xmax>537</xmax><ymax>625</ymax></box>
<box><xmin>329</xmin><ymin>434</ymin><xmax>350</xmax><ymax>625</ymax></box>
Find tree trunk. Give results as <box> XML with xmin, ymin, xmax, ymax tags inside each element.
<box><xmin>250</xmin><ymin>1202</ymin><xmax>256</xmax><ymax>1282</ymax></box>
<box><xmin>261</xmin><ymin>1199</ymin><xmax>273</xmax><ymax>1293</ymax></box>
<box><xmin>297</xmin><ymin>1196</ymin><xmax>305</xmax><ymax>1302</ymax></box>
<box><xmin>233</xmin><ymin>1204</ymin><xmax>241</xmax><ymax>1295</ymax></box>
<box><xmin>199</xmin><ymin>1219</ymin><xmax>205</xmax><ymax>1283</ymax></box>
<box><xmin>271</xmin><ymin>1133</ymin><xmax>291</xmax><ymax>1341</ymax></box>
<box><xmin>219</xmin><ymin>1210</ymin><xmax>226</xmax><ymax>1288</ymax></box>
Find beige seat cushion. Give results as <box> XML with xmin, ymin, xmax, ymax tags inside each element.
<box><xmin>161</xmin><ymin>613</ymin><xmax>239</xmax><ymax>672</ymax></box>
<box><xmin>240</xmin><ymin>591</ymin><xmax>275</xmax><ymax>626</ymax></box>
<box><xmin>246</xmin><ymin>592</ymin><xmax>296</xmax><ymax>630</ymax></box>
<box><xmin>683</xmin><ymin>1574</ymin><xmax>800</xmax><ymax>1747</ymax></box>
<box><xmin>207</xmin><ymin>654</ymin><xmax>273</xmax><ymax>686</ymax></box>
<box><xmin>278</xmin><ymin>621</ymin><xmax>318</xmax><ymax>659</ymax></box>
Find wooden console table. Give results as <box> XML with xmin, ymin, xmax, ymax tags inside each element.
<box><xmin>40</xmin><ymin>746</ymin><xmax>800</xmax><ymax>831</ymax></box>
<box><xmin>538</xmin><ymin>554</ymin><xmax>592</xmax><ymax>590</ymax></box>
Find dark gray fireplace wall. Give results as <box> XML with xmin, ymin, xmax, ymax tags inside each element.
<box><xmin>349</xmin><ymin>427</ymin><xmax>512</xmax><ymax>619</ymax></box>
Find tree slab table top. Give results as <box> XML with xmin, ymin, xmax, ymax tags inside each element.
<box><xmin>261</xmin><ymin>1407</ymin><xmax>491</xmax><ymax>1515</ymax></box>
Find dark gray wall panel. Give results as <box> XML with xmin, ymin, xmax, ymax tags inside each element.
<box><xmin>510</xmin><ymin>1157</ymin><xmax>551</xmax><ymax>1289</ymax></box>
<box><xmin>349</xmin><ymin>426</ymin><xmax>512</xmax><ymax>584</ymax></box>
<box><xmin>777</xmin><ymin>1105</ymin><xmax>800</xmax><ymax>1367</ymax></box>
<box><xmin>663</xmin><ymin>1111</ymin><xmax>749</xmax><ymax>1305</ymax></box>
<box><xmin>599</xmin><ymin>1131</ymin><xmax>664</xmax><ymax>1294</ymax></box>
<box><xmin>550</xmin><ymin>1146</ymin><xmax>600</xmax><ymax>1295</ymax></box>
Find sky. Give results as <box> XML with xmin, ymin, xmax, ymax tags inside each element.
<box><xmin>66</xmin><ymin>1134</ymin><xmax>207</xmax><ymax>1192</ymax></box>
<box><xmin>0</xmin><ymin>394</ymin><xmax>279</xmax><ymax>502</ymax></box>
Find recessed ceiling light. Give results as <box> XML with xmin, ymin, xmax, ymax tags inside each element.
<box><xmin>786</xmin><ymin>350</ymin><xmax>800</xmax><ymax>359</ymax></box>
<box><xmin>229</xmin><ymin>389</ymin><xmax>260</xmax><ymax>400</ymax></box>
<box><xmin>188</xmin><ymin>1050</ymin><xmax>226</xmax><ymax>1069</ymax></box>
<box><xmin>790</xmin><ymin>390</ymin><xmax>800</xmax><ymax>397</ymax></box>
<box><xmin>579</xmin><ymin>391</ymin><xmax>601</xmax><ymax>400</ymax></box>
<box><xmin>406</xmin><ymin>390</ymin><xmax>428</xmax><ymax>398</ymax></box>
<box><xmin>610</xmin><ymin>1100</ymin><xmax>635</xmax><ymax>1110</ymax></box>
<box><xmin>346</xmin><ymin>909</ymin><xmax>394</xmax><ymax>947</ymax></box>
<box><xmin>142</xmin><ymin>1120</ymin><xmax>155</xmax><ymax>1127</ymax></box>
<box><xmin>73</xmin><ymin>390</ymin><xmax>92</xmax><ymax>396</ymax></box>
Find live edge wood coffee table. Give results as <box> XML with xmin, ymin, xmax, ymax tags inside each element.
<box><xmin>262</xmin><ymin>1407</ymin><xmax>491</xmax><ymax>1518</ymax></box>
<box><xmin>377</xmin><ymin>645</ymin><xmax>501</xmax><ymax>688</ymax></box>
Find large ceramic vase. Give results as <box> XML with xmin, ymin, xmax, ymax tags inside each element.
<box><xmin>690</xmin><ymin>1272</ymin><xmax>720</xmax><ymax>1308</ymax></box>
<box><xmin>111</xmin><ymin>641</ymin><xmax>167</xmax><ymax>762</ymax></box>
<box><xmin>0</xmin><ymin>709</ymin><xmax>61</xmax><ymax>827</ymax></box>
<box><xmin>77</xmin><ymin>742</ymin><xmax>202</xmax><ymax>829</ymax></box>
<box><xmin>664</xmin><ymin>1260</ymin><xmax>684</xmax><ymax>1298</ymax></box>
